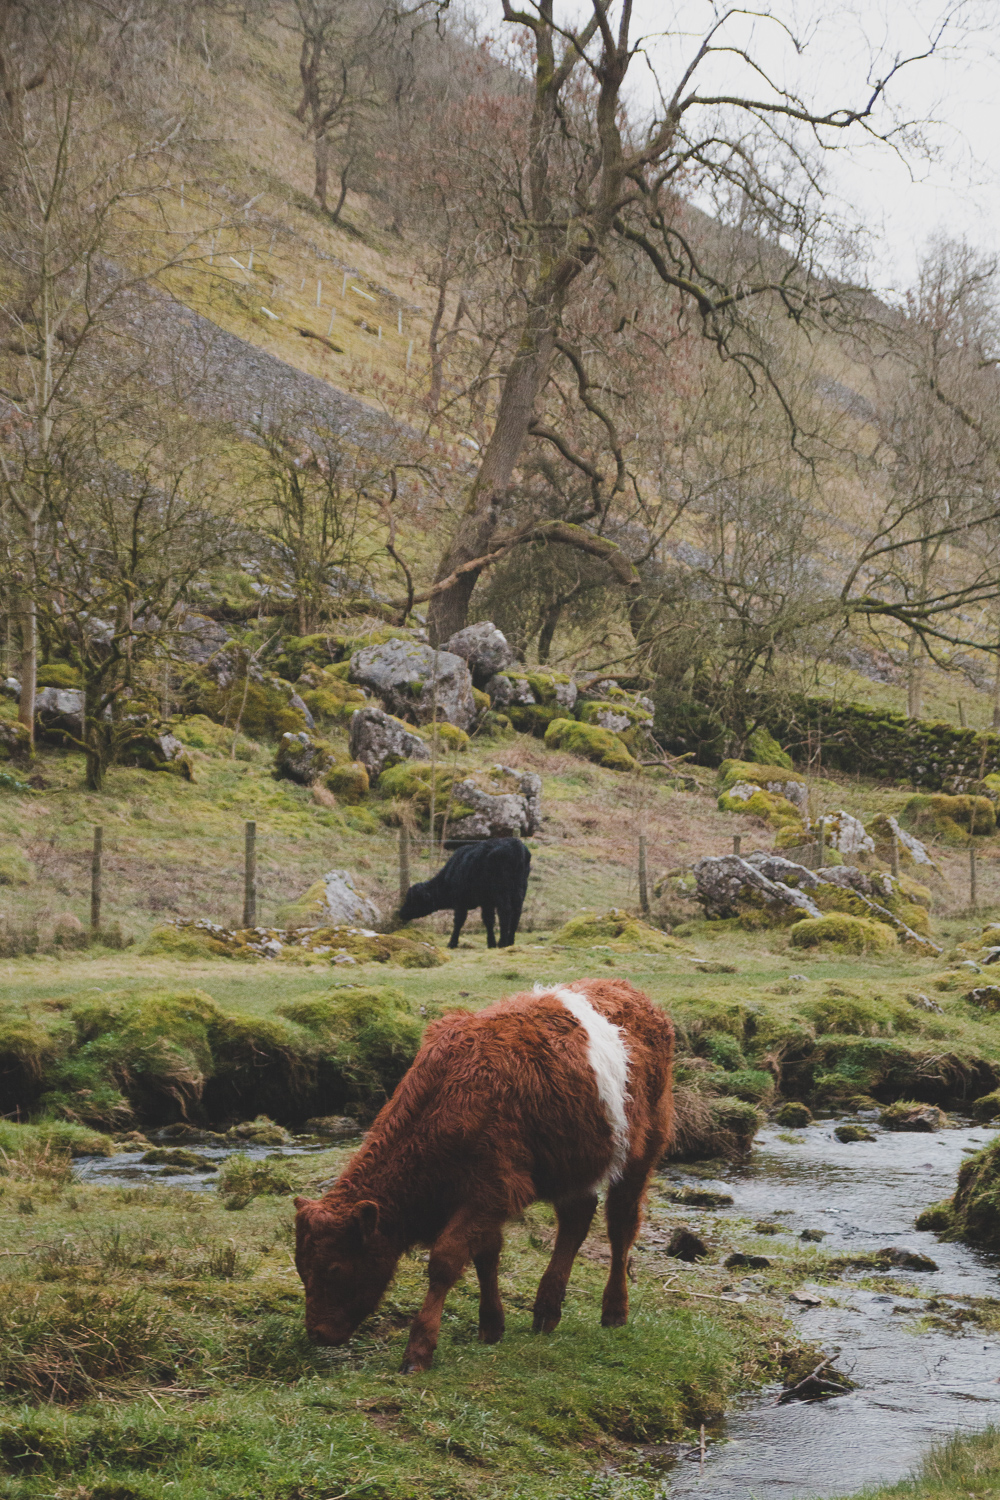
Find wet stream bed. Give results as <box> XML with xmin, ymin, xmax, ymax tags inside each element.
<box><xmin>665</xmin><ymin>1117</ymin><xmax>1000</xmax><ymax>1499</ymax></box>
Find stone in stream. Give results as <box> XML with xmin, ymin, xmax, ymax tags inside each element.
<box><xmin>753</xmin><ymin>1221</ymin><xmax>782</xmax><ymax>1235</ymax></box>
<box><xmin>876</xmin><ymin>1247</ymin><xmax>939</xmax><ymax>1272</ymax></box>
<box><xmin>879</xmin><ymin>1102</ymin><xmax>946</xmax><ymax>1132</ymax></box>
<box><xmin>304</xmin><ymin>1115</ymin><xmax>362</xmax><ymax>1139</ymax></box>
<box><xmin>149</xmin><ymin>1123</ymin><xmax>227</xmax><ymax>1146</ymax></box>
<box><xmin>666</xmin><ymin>1227</ymin><xmax>709</xmax><ymax>1261</ymax></box>
<box><xmin>667</xmin><ymin>1186</ymin><xmax>734</xmax><ymax>1208</ymax></box>
<box><xmin>141</xmin><ymin>1147</ymin><xmax>218</xmax><ymax>1170</ymax></box>
<box><xmin>835</xmin><ymin>1124</ymin><xmax>876</xmax><ymax>1143</ymax></box>
<box><xmin>776</xmin><ymin>1101</ymin><xmax>813</xmax><ymax>1128</ymax></box>
<box><xmin>800</xmin><ymin>1228</ymin><xmax>826</xmax><ymax>1241</ymax></box>
<box><xmin>225</xmin><ymin>1116</ymin><xmax>291</xmax><ymax>1146</ymax></box>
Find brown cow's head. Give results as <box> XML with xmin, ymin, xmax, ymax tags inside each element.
<box><xmin>294</xmin><ymin>1195</ymin><xmax>396</xmax><ymax>1345</ymax></box>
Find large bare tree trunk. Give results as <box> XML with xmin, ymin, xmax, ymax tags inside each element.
<box><xmin>427</xmin><ymin>328</ymin><xmax>554</xmax><ymax>642</ymax></box>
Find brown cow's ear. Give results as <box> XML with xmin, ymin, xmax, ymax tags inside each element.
<box><xmin>355</xmin><ymin>1200</ymin><xmax>379</xmax><ymax>1245</ymax></box>
<box><xmin>293</xmin><ymin>1196</ymin><xmax>310</xmax><ymax>1211</ymax></box>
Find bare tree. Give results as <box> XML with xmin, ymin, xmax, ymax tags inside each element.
<box><xmin>404</xmin><ymin>1</ymin><xmax>963</xmax><ymax>642</ymax></box>
<box><xmin>288</xmin><ymin>0</ymin><xmax>380</xmax><ymax>218</ymax></box>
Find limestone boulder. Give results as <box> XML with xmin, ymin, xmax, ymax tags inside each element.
<box><xmin>447</xmin><ymin>766</ymin><xmax>543</xmax><ymax>839</ymax></box>
<box><xmin>348</xmin><ymin>706</ymin><xmax>430</xmax><ymax>779</ymax></box>
<box><xmin>349</xmin><ymin>640</ymin><xmax>476</xmax><ymax>730</ymax></box>
<box><xmin>443</xmin><ymin>621</ymin><xmax>517</xmax><ymax>687</ymax></box>
<box><xmin>279</xmin><ymin>869</ymin><xmax>381</xmax><ymax>929</ymax></box>
<box><xmin>275</xmin><ymin>732</ymin><xmax>337</xmax><ymax>785</ymax></box>
<box><xmin>35</xmin><ymin>686</ymin><xmax>85</xmax><ymax>738</ymax></box>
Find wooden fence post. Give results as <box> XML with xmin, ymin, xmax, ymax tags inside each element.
<box><xmin>638</xmin><ymin>834</ymin><xmax>650</xmax><ymax>916</ymax></box>
<box><xmin>732</xmin><ymin>834</ymin><xmax>741</xmax><ymax>857</ymax></box>
<box><xmin>399</xmin><ymin>826</ymin><xmax>411</xmax><ymax>902</ymax></box>
<box><xmin>890</xmin><ymin>829</ymin><xmax>900</xmax><ymax>878</ymax></box>
<box><xmin>970</xmin><ymin>843</ymin><xmax>978</xmax><ymax>911</ymax></box>
<box><xmin>243</xmin><ymin>821</ymin><xmax>257</xmax><ymax>927</ymax></box>
<box><xmin>90</xmin><ymin>827</ymin><xmax>103</xmax><ymax>933</ymax></box>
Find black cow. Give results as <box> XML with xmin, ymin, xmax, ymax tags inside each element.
<box><xmin>398</xmin><ymin>838</ymin><xmax>531</xmax><ymax>949</ymax></box>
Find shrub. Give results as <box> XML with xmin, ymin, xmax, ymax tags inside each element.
<box><xmin>324</xmin><ymin>761</ymin><xmax>370</xmax><ymax>803</ymax></box>
<box><xmin>900</xmin><ymin>793</ymin><xmax>996</xmax><ymax>845</ymax></box>
<box><xmin>789</xmin><ymin>914</ymin><xmax>897</xmax><ymax>955</ymax></box>
<box><xmin>216</xmin><ymin>1153</ymin><xmax>295</xmax><ymax>1210</ymax></box>
<box><xmin>0</xmin><ymin>1286</ymin><xmax>178</xmax><ymax>1400</ymax></box>
<box><xmin>543</xmin><ymin>717</ymin><xmax>636</xmax><ymax>770</ymax></box>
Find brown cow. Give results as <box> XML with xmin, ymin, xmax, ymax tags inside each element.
<box><xmin>294</xmin><ymin>977</ymin><xmax>674</xmax><ymax>1372</ymax></box>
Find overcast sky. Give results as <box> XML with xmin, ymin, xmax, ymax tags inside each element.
<box><xmin>623</xmin><ymin>1</ymin><xmax>998</xmax><ymax>299</ymax></box>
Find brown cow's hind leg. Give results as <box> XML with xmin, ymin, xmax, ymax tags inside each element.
<box><xmin>401</xmin><ymin>1210</ymin><xmax>501</xmax><ymax>1373</ymax></box>
<box><xmin>532</xmin><ymin>1192</ymin><xmax>598</xmax><ymax>1334</ymax></box>
<box><xmin>473</xmin><ymin>1229</ymin><xmax>505</xmax><ymax>1344</ymax></box>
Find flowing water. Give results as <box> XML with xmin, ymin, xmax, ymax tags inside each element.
<box><xmin>666</xmin><ymin>1117</ymin><xmax>1000</xmax><ymax>1500</ymax></box>
<box><xmin>73</xmin><ymin>1135</ymin><xmax>347</xmax><ymax>1190</ymax></box>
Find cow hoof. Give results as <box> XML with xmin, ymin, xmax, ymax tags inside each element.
<box><xmin>600</xmin><ymin>1311</ymin><xmax>628</xmax><ymax>1328</ymax></box>
<box><xmin>478</xmin><ymin>1323</ymin><xmax>505</xmax><ymax>1345</ymax></box>
<box><xmin>400</xmin><ymin>1353</ymin><xmax>432</xmax><ymax>1373</ymax></box>
<box><xmin>532</xmin><ymin>1312</ymin><xmax>561</xmax><ymax>1334</ymax></box>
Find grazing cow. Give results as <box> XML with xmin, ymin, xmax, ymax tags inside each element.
<box><xmin>398</xmin><ymin>836</ymin><xmax>530</xmax><ymax>948</ymax></box>
<box><xmin>294</xmin><ymin>978</ymin><xmax>674</xmax><ymax>1372</ymax></box>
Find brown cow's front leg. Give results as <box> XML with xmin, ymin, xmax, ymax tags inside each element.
<box><xmin>473</xmin><ymin>1229</ymin><xmax>505</xmax><ymax>1344</ymax></box>
<box><xmin>601</xmin><ymin>1148</ymin><xmax>662</xmax><ymax>1327</ymax></box>
<box><xmin>532</xmin><ymin>1192</ymin><xmax>598</xmax><ymax>1334</ymax></box>
<box><xmin>401</xmin><ymin>1212</ymin><xmax>500</xmax><ymax>1373</ymax></box>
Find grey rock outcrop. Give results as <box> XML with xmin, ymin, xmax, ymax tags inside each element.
<box><xmin>35</xmin><ymin>687</ymin><xmax>85</xmax><ymax>738</ymax></box>
<box><xmin>275</xmin><ymin>731</ymin><xmax>337</xmax><ymax>785</ymax></box>
<box><xmin>348</xmin><ymin>706</ymin><xmax>430</xmax><ymax>779</ymax></box>
<box><xmin>486</xmin><ymin>673</ymin><xmax>536</xmax><ymax>709</ymax></box>
<box><xmin>0</xmin><ymin>719</ymin><xmax>32</xmax><ymax>766</ymax></box>
<box><xmin>310</xmin><ymin>869</ymin><xmax>381</xmax><ymax>926</ymax></box>
<box><xmin>443</xmin><ymin>622</ymin><xmax>516</xmax><ymax>687</ymax></box>
<box><xmin>349</xmin><ymin>640</ymin><xmax>476</xmax><ymax>729</ymax></box>
<box><xmin>448</xmin><ymin>766</ymin><xmax>543</xmax><ymax>839</ymax></box>
<box><xmin>693</xmin><ymin>851</ymin><xmax>941</xmax><ymax>952</ymax></box>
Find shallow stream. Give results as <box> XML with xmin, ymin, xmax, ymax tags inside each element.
<box><xmin>666</xmin><ymin>1118</ymin><xmax>1000</xmax><ymax>1500</ymax></box>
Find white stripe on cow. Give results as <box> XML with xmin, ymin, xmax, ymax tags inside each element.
<box><xmin>543</xmin><ymin>985</ymin><xmax>630</xmax><ymax>1183</ymax></box>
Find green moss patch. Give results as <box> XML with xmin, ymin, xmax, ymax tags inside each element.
<box><xmin>324</xmin><ymin>761</ymin><xmax>370</xmax><ymax>803</ymax></box>
<box><xmin>717</xmin><ymin>783</ymin><xmax>803</xmax><ymax>829</ymax></box>
<box><xmin>553</xmin><ymin>909</ymin><xmax>680</xmax><ymax>953</ymax></box>
<box><xmin>900</xmin><ymin>793</ymin><xmax>996</xmax><ymax>845</ymax></box>
<box><xmin>790</xmin><ymin>914</ymin><xmax>897</xmax><ymax>955</ymax></box>
<box><xmin>544</xmin><ymin>717</ymin><xmax>637</xmax><ymax>770</ymax></box>
<box><xmin>745</xmin><ymin>728</ymin><xmax>793</xmax><ymax>769</ymax></box>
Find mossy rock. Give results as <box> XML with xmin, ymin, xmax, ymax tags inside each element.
<box><xmin>525</xmin><ymin>670</ymin><xmax>573</xmax><ymax>705</ymax></box>
<box><xmin>478</xmin><ymin>710</ymin><xmax>514</xmax><ymax>738</ymax></box>
<box><xmin>915</xmin><ymin>1200</ymin><xmax>955</xmax><ymax>1233</ymax></box>
<box><xmin>932</xmin><ymin>1137</ymin><xmax>1000</xmax><ymax>1246</ymax></box>
<box><xmin>324</xmin><ymin>761</ymin><xmax>370</xmax><ymax>804</ymax></box>
<box><xmin>186</xmin><ymin>670</ymin><xmax>307</xmax><ymax>741</ymax></box>
<box><xmin>300</xmin><ymin>926</ymin><xmax>448</xmax><ymax>968</ymax></box>
<box><xmin>958</xmin><ymin>923</ymin><xmax>1000</xmax><ymax>955</ymax></box>
<box><xmin>718</xmin><ymin>761</ymin><xmax>807</xmax><ymax>799</ymax></box>
<box><xmin>880</xmin><ymin>1100</ymin><xmax>946</xmax><ymax>1131</ymax></box>
<box><xmin>544</xmin><ymin>717</ymin><xmax>636</xmax><ymax>770</ymax></box>
<box><xmin>36</xmin><ymin>662</ymin><xmax>82</xmax><ymax>688</ymax></box>
<box><xmin>812</xmin><ymin>882</ymin><xmax>931</xmax><ymax>940</ymax></box>
<box><xmin>375</xmin><ymin>761</ymin><xmax>474</xmax><ymax>826</ymax></box>
<box><xmin>508</xmin><ymin>703</ymin><xmax>566</xmax><ymax>737</ymax></box>
<box><xmin>472</xmin><ymin>687</ymin><xmax>490</xmax><ymax>713</ymax></box>
<box><xmin>900</xmin><ymin>793</ymin><xmax>996</xmax><ymax>845</ymax></box>
<box><xmin>576</xmin><ymin>699</ymin><xmax>649</xmax><ymax>730</ymax></box>
<box><xmin>273</xmin><ymin>634</ymin><xmax>341</xmax><ymax>679</ymax></box>
<box><xmin>971</xmin><ymin>1089</ymin><xmax>1000</xmax><ymax>1122</ymax></box>
<box><xmin>834</xmin><ymin>1124</ymin><xmax>875</xmax><ymax>1143</ymax></box>
<box><xmin>300</xmin><ymin>672</ymin><xmax>366</xmax><ymax>725</ymax></box>
<box><xmin>745</xmin><ymin>727</ymin><xmax>793</xmax><ymax>769</ymax></box>
<box><xmin>790</xmin><ymin>913</ymin><xmax>897</xmax><ymax>955</ymax></box>
<box><xmin>274</xmin><ymin>732</ymin><xmax>337</xmax><ymax>785</ymax></box>
<box><xmin>775</xmin><ymin>1100</ymin><xmax>813</xmax><ymax>1127</ymax></box>
<box><xmin>416</xmin><ymin>721</ymin><xmax>471</xmax><ymax>753</ymax></box>
<box><xmin>717</xmin><ymin>783</ymin><xmax>803</xmax><ymax>830</ymax></box>
<box><xmin>774</xmin><ymin>823</ymin><xmax>812</xmax><ymax>850</ymax></box>
<box><xmin>552</xmin><ymin>909</ymin><xmax>679</xmax><ymax>953</ymax></box>
<box><xmin>140</xmin><ymin>924</ymin><xmax>231</xmax><ymax>960</ymax></box>
<box><xmin>983</xmin><ymin>773</ymin><xmax>1000</xmax><ymax>802</ymax></box>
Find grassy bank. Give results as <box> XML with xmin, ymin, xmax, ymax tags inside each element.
<box><xmin>0</xmin><ymin>1131</ymin><xmax>835</xmax><ymax>1500</ymax></box>
<box><xmin>830</xmin><ymin>1428</ymin><xmax>1000</xmax><ymax>1499</ymax></box>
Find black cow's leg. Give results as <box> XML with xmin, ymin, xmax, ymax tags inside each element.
<box><xmin>449</xmin><ymin>909</ymin><xmax>467</xmax><ymax>948</ymax></box>
<box><xmin>482</xmin><ymin>906</ymin><xmax>496</xmax><ymax>948</ymax></box>
<box><xmin>498</xmin><ymin>896</ymin><xmax>518</xmax><ymax>947</ymax></box>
